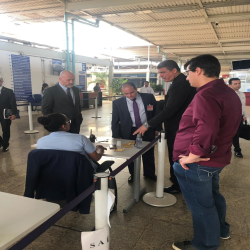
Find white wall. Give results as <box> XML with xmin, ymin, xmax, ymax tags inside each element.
<box><xmin>0</xmin><ymin>49</ymin><xmax>63</xmax><ymax>94</ymax></box>
<box><xmin>0</xmin><ymin>41</ymin><xmax>110</xmax><ymax>95</ymax></box>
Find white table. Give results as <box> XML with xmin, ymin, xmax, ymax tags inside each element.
<box><xmin>95</xmin><ymin>138</ymin><xmax>155</xmax><ymax>212</ymax></box>
<box><xmin>0</xmin><ymin>192</ymin><xmax>60</xmax><ymax>250</ymax></box>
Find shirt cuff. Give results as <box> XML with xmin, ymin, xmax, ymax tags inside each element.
<box><xmin>189</xmin><ymin>144</ymin><xmax>209</xmax><ymax>157</ymax></box>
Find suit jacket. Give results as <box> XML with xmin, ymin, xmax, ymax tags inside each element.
<box><xmin>24</xmin><ymin>149</ymin><xmax>94</xmax><ymax>214</ymax></box>
<box><xmin>42</xmin><ymin>84</ymin><xmax>82</xmax><ymax>125</ymax></box>
<box><xmin>0</xmin><ymin>87</ymin><xmax>17</xmax><ymax>119</ymax></box>
<box><xmin>148</xmin><ymin>73</ymin><xmax>196</xmax><ymax>133</ymax></box>
<box><xmin>112</xmin><ymin>93</ymin><xmax>161</xmax><ymax>139</ymax></box>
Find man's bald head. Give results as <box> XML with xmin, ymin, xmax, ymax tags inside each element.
<box><xmin>59</xmin><ymin>71</ymin><xmax>75</xmax><ymax>88</ymax></box>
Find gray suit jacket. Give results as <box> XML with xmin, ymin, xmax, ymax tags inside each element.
<box><xmin>42</xmin><ymin>84</ymin><xmax>82</xmax><ymax>125</ymax></box>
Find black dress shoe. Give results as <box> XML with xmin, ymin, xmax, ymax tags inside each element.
<box><xmin>235</xmin><ymin>152</ymin><xmax>243</xmax><ymax>158</ymax></box>
<box><xmin>164</xmin><ymin>185</ymin><xmax>181</xmax><ymax>194</ymax></box>
<box><xmin>144</xmin><ymin>174</ymin><xmax>157</xmax><ymax>181</ymax></box>
<box><xmin>128</xmin><ymin>175</ymin><xmax>134</xmax><ymax>183</ymax></box>
<box><xmin>2</xmin><ymin>147</ymin><xmax>9</xmax><ymax>152</ymax></box>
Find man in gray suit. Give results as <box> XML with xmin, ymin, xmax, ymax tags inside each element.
<box><xmin>42</xmin><ymin>71</ymin><xmax>83</xmax><ymax>134</ymax></box>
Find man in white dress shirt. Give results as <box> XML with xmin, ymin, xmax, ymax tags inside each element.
<box><xmin>139</xmin><ymin>81</ymin><xmax>154</xmax><ymax>95</ymax></box>
<box><xmin>229</xmin><ymin>78</ymin><xmax>246</xmax><ymax>158</ymax></box>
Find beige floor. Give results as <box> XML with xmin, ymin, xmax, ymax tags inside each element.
<box><xmin>0</xmin><ymin>100</ymin><xmax>250</xmax><ymax>250</ymax></box>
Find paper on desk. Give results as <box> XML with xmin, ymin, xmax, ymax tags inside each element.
<box><xmin>107</xmin><ymin>190</ymin><xmax>115</xmax><ymax>227</ymax></box>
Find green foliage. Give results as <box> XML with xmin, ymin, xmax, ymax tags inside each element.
<box><xmin>110</xmin><ymin>78</ymin><xmax>128</xmax><ymax>95</ymax></box>
<box><xmin>88</xmin><ymin>72</ymin><xmax>108</xmax><ymax>85</ymax></box>
<box><xmin>150</xmin><ymin>83</ymin><xmax>163</xmax><ymax>92</ymax></box>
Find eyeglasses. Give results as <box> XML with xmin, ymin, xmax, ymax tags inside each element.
<box><xmin>184</xmin><ymin>70</ymin><xmax>192</xmax><ymax>76</ymax></box>
<box><xmin>66</xmin><ymin>120</ymin><xmax>71</xmax><ymax>124</ymax></box>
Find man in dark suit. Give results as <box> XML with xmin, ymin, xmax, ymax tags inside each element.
<box><xmin>0</xmin><ymin>77</ymin><xmax>17</xmax><ymax>152</ymax></box>
<box><xmin>134</xmin><ymin>60</ymin><xmax>196</xmax><ymax>193</ymax></box>
<box><xmin>42</xmin><ymin>71</ymin><xmax>83</xmax><ymax>134</ymax></box>
<box><xmin>112</xmin><ymin>82</ymin><xmax>161</xmax><ymax>182</ymax></box>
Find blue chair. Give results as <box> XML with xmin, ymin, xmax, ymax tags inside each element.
<box><xmin>27</xmin><ymin>94</ymin><xmax>42</xmax><ymax>112</ymax></box>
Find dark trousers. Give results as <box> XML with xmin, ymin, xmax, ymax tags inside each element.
<box><xmin>128</xmin><ymin>127</ymin><xmax>155</xmax><ymax>177</ymax></box>
<box><xmin>165</xmin><ymin>130</ymin><xmax>179</xmax><ymax>187</ymax></box>
<box><xmin>233</xmin><ymin>117</ymin><xmax>243</xmax><ymax>153</ymax></box>
<box><xmin>69</xmin><ymin>118</ymin><xmax>81</xmax><ymax>134</ymax></box>
<box><xmin>0</xmin><ymin>118</ymin><xmax>11</xmax><ymax>148</ymax></box>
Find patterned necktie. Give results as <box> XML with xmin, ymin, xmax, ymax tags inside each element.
<box><xmin>67</xmin><ymin>88</ymin><xmax>74</xmax><ymax>105</ymax></box>
<box><xmin>132</xmin><ymin>98</ymin><xmax>142</xmax><ymax>128</ymax></box>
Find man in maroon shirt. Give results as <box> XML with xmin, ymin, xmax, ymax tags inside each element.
<box><xmin>172</xmin><ymin>55</ymin><xmax>242</xmax><ymax>250</ymax></box>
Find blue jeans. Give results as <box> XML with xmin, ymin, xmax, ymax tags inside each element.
<box><xmin>173</xmin><ymin>162</ymin><xmax>230</xmax><ymax>250</ymax></box>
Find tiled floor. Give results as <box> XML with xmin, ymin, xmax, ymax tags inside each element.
<box><xmin>0</xmin><ymin>100</ymin><xmax>250</xmax><ymax>250</ymax></box>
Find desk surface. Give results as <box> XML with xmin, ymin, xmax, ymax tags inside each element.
<box><xmin>95</xmin><ymin>138</ymin><xmax>150</xmax><ymax>159</ymax></box>
<box><xmin>0</xmin><ymin>192</ymin><xmax>60</xmax><ymax>250</ymax></box>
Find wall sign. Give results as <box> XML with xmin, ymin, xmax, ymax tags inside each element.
<box><xmin>82</xmin><ymin>63</ymin><xmax>86</xmax><ymax>72</ymax></box>
<box><xmin>11</xmin><ymin>54</ymin><xmax>32</xmax><ymax>101</ymax></box>
<box><xmin>52</xmin><ymin>59</ymin><xmax>62</xmax><ymax>65</ymax></box>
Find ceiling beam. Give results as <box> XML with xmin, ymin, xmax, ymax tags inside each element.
<box><xmin>180</xmin><ymin>54</ymin><xmax>250</xmax><ymax>60</ymax></box>
<box><xmin>163</xmin><ymin>46</ymin><xmax>250</xmax><ymax>53</ymax></box>
<box><xmin>206</xmin><ymin>13</ymin><xmax>250</xmax><ymax>23</ymax></box>
<box><xmin>219</xmin><ymin>37</ymin><xmax>250</xmax><ymax>43</ymax></box>
<box><xmin>67</xmin><ymin>0</ymin><xmax>175</xmax><ymax>11</ymax></box>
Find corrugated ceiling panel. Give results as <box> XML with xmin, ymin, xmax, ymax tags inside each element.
<box><xmin>136</xmin><ymin>28</ymin><xmax>214</xmax><ymax>36</ymax></box>
<box><xmin>223</xmin><ymin>42</ymin><xmax>250</xmax><ymax>46</ymax></box>
<box><xmin>85</xmin><ymin>0</ymin><xmax>198</xmax><ymax>15</ymax></box>
<box><xmin>218</xmin><ymin>32</ymin><xmax>250</xmax><ymax>38</ymax></box>
<box><xmin>216</xmin><ymin>26</ymin><xmax>250</xmax><ymax>34</ymax></box>
<box><xmin>206</xmin><ymin>5</ymin><xmax>250</xmax><ymax>15</ymax></box>
<box><xmin>144</xmin><ymin>9</ymin><xmax>204</xmax><ymax>19</ymax></box>
<box><xmin>214</xmin><ymin>21</ymin><xmax>250</xmax><ymax>28</ymax></box>
<box><xmin>0</xmin><ymin>0</ymin><xmax>57</xmax><ymax>11</ymax></box>
<box><xmin>128</xmin><ymin>24</ymin><xmax>211</xmax><ymax>32</ymax></box>
<box><xmin>102</xmin><ymin>14</ymin><xmax>154</xmax><ymax>23</ymax></box>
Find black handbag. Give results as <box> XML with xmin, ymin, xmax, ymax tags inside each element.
<box><xmin>239</xmin><ymin>121</ymin><xmax>250</xmax><ymax>140</ymax></box>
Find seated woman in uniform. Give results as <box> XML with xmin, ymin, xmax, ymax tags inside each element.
<box><xmin>37</xmin><ymin>113</ymin><xmax>105</xmax><ymax>171</ymax></box>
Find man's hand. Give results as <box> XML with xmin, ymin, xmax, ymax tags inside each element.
<box><xmin>9</xmin><ymin>115</ymin><xmax>16</xmax><ymax>120</ymax></box>
<box><xmin>96</xmin><ymin>145</ymin><xmax>105</xmax><ymax>155</ymax></box>
<box><xmin>133</xmin><ymin>125</ymin><xmax>148</xmax><ymax>136</ymax></box>
<box><xmin>179</xmin><ymin>153</ymin><xmax>210</xmax><ymax>170</ymax></box>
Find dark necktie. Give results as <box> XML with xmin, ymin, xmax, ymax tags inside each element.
<box><xmin>132</xmin><ymin>98</ymin><xmax>142</xmax><ymax>128</ymax></box>
<box><xmin>67</xmin><ymin>88</ymin><xmax>74</xmax><ymax>105</ymax></box>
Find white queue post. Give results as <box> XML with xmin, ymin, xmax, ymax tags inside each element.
<box><xmin>143</xmin><ymin>131</ymin><xmax>177</xmax><ymax>207</ymax></box>
<box><xmin>92</xmin><ymin>97</ymin><xmax>101</xmax><ymax>118</ymax></box>
<box><xmin>24</xmin><ymin>103</ymin><xmax>39</xmax><ymax>134</ymax></box>
<box><xmin>94</xmin><ymin>172</ymin><xmax>109</xmax><ymax>231</ymax></box>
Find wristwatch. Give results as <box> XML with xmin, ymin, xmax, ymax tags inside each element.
<box><xmin>144</xmin><ymin>122</ymin><xmax>151</xmax><ymax>129</ymax></box>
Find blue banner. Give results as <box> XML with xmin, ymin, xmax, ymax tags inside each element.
<box><xmin>52</xmin><ymin>59</ymin><xmax>62</xmax><ymax>65</ymax></box>
<box><xmin>11</xmin><ymin>54</ymin><xmax>32</xmax><ymax>101</ymax></box>
<box><xmin>79</xmin><ymin>75</ymin><xmax>86</xmax><ymax>90</ymax></box>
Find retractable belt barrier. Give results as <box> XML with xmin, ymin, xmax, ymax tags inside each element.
<box><xmin>8</xmin><ymin>135</ymin><xmax>161</xmax><ymax>250</ymax></box>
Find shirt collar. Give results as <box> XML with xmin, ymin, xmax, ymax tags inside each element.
<box><xmin>0</xmin><ymin>86</ymin><xmax>2</xmax><ymax>91</ymax></box>
<box><xmin>126</xmin><ymin>92</ymin><xmax>140</xmax><ymax>102</ymax></box>
<box><xmin>59</xmin><ymin>82</ymin><xmax>68</xmax><ymax>91</ymax></box>
<box><xmin>196</xmin><ymin>78</ymin><xmax>223</xmax><ymax>92</ymax></box>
